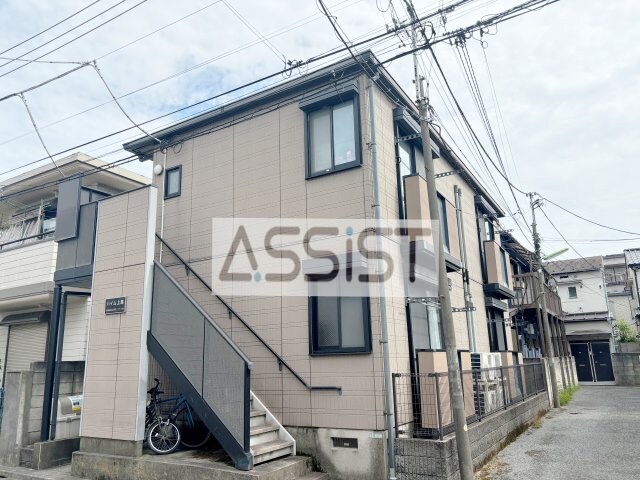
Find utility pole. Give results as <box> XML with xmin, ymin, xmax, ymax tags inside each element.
<box><xmin>403</xmin><ymin>2</ymin><xmax>474</xmax><ymax>478</ymax></box>
<box><xmin>529</xmin><ymin>193</ymin><xmax>560</xmax><ymax>408</ymax></box>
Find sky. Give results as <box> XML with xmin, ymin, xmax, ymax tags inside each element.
<box><xmin>0</xmin><ymin>0</ymin><xmax>638</xmax><ymax>259</ymax></box>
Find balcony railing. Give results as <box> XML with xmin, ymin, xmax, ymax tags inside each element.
<box><xmin>0</xmin><ymin>230</ymin><xmax>55</xmax><ymax>252</ymax></box>
<box><xmin>392</xmin><ymin>363</ymin><xmax>547</xmax><ymax>440</ymax></box>
<box><xmin>512</xmin><ymin>272</ymin><xmax>563</xmax><ymax>317</ymax></box>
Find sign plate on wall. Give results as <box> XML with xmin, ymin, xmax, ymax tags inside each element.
<box><xmin>105</xmin><ymin>297</ymin><xmax>126</xmax><ymax>315</ymax></box>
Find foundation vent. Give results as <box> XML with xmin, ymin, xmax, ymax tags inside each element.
<box><xmin>331</xmin><ymin>437</ymin><xmax>358</xmax><ymax>449</ymax></box>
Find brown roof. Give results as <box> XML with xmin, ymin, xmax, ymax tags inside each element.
<box><xmin>545</xmin><ymin>256</ymin><xmax>603</xmax><ymax>274</ymax></box>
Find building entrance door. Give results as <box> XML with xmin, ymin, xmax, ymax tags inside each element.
<box><xmin>570</xmin><ymin>343</ymin><xmax>593</xmax><ymax>382</ymax></box>
<box><xmin>591</xmin><ymin>342</ymin><xmax>615</xmax><ymax>381</ymax></box>
<box><xmin>569</xmin><ymin>341</ymin><xmax>614</xmax><ymax>382</ymax></box>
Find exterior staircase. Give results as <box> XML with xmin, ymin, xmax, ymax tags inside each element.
<box><xmin>250</xmin><ymin>393</ymin><xmax>295</xmax><ymax>465</ymax></box>
<box><xmin>148</xmin><ymin>260</ymin><xmax>298</xmax><ymax>470</ymax></box>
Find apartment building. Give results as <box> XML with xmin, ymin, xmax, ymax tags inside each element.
<box><xmin>0</xmin><ymin>154</ymin><xmax>147</xmax><ymax>466</ymax></box>
<box><xmin>9</xmin><ymin>53</ymin><xmax>560</xmax><ymax>480</ymax></box>
<box><xmin>547</xmin><ymin>256</ymin><xmax>615</xmax><ymax>382</ymax></box>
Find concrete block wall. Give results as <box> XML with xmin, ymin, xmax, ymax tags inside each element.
<box><xmin>395</xmin><ymin>392</ymin><xmax>549</xmax><ymax>480</ymax></box>
<box><xmin>0</xmin><ymin>361</ymin><xmax>84</xmax><ymax>466</ymax></box>
<box><xmin>26</xmin><ymin>362</ymin><xmax>84</xmax><ymax>445</ymax></box>
<box><xmin>612</xmin><ymin>353</ymin><xmax>640</xmax><ymax>386</ymax></box>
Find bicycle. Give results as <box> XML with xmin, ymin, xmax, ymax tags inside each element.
<box><xmin>146</xmin><ymin>379</ymin><xmax>211</xmax><ymax>453</ymax></box>
<box><xmin>146</xmin><ymin>378</ymin><xmax>181</xmax><ymax>454</ymax></box>
<box><xmin>156</xmin><ymin>393</ymin><xmax>211</xmax><ymax>448</ymax></box>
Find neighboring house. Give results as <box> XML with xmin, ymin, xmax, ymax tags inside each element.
<box><xmin>623</xmin><ymin>249</ymin><xmax>640</xmax><ymax>331</ymax></box>
<box><xmin>603</xmin><ymin>253</ymin><xmax>636</xmax><ymax>327</ymax></box>
<box><xmin>546</xmin><ymin>256</ymin><xmax>615</xmax><ymax>382</ymax></box>
<box><xmin>14</xmin><ymin>53</ymin><xmax>565</xmax><ymax>479</ymax></box>
<box><xmin>0</xmin><ymin>154</ymin><xmax>147</xmax><ymax>464</ymax></box>
<box><xmin>501</xmin><ymin>232</ymin><xmax>567</xmax><ymax>361</ymax></box>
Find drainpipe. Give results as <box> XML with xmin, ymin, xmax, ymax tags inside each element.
<box><xmin>41</xmin><ymin>285</ymin><xmax>62</xmax><ymax>441</ymax></box>
<box><xmin>454</xmin><ymin>185</ymin><xmax>476</xmax><ymax>352</ymax></box>
<box><xmin>49</xmin><ymin>291</ymin><xmax>91</xmax><ymax>440</ymax></box>
<box><xmin>367</xmin><ymin>77</ymin><xmax>396</xmax><ymax>480</ymax></box>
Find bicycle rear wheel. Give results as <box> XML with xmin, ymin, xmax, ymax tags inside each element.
<box><xmin>175</xmin><ymin>408</ymin><xmax>211</xmax><ymax>448</ymax></box>
<box><xmin>147</xmin><ymin>420</ymin><xmax>181</xmax><ymax>454</ymax></box>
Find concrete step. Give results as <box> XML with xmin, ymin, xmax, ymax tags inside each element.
<box><xmin>252</xmin><ymin>439</ymin><xmax>295</xmax><ymax>465</ymax></box>
<box><xmin>295</xmin><ymin>473</ymin><xmax>329</xmax><ymax>480</ymax></box>
<box><xmin>250</xmin><ymin>409</ymin><xmax>267</xmax><ymax>428</ymax></box>
<box><xmin>19</xmin><ymin>446</ymin><xmax>34</xmax><ymax>468</ymax></box>
<box><xmin>72</xmin><ymin>449</ymin><xmax>311</xmax><ymax>480</ymax></box>
<box><xmin>250</xmin><ymin>424</ymin><xmax>281</xmax><ymax>446</ymax></box>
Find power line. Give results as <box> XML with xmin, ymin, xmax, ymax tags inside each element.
<box><xmin>0</xmin><ymin>0</ymin><xmax>361</xmax><ymax>150</ymax></box>
<box><xmin>0</xmin><ymin>71</ymin><xmax>364</xmax><ymax>202</ymax></box>
<box><xmin>0</xmin><ymin>0</ymin><xmax>102</xmax><ymax>56</ymax></box>
<box><xmin>222</xmin><ymin>0</ymin><xmax>285</xmax><ymax>64</ymax></box>
<box><xmin>539</xmin><ymin>195</ymin><xmax>640</xmax><ymax>237</ymax></box>
<box><xmin>0</xmin><ymin>0</ymin><xmax>562</xmax><ymax>191</ymax></box>
<box><xmin>0</xmin><ymin>0</ymin><xmax>452</xmax><ymax>178</ymax></box>
<box><xmin>0</xmin><ymin>0</ymin><xmax>149</xmax><ymax>78</ymax></box>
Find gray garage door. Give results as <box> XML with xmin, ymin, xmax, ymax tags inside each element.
<box><xmin>6</xmin><ymin>322</ymin><xmax>49</xmax><ymax>372</ymax></box>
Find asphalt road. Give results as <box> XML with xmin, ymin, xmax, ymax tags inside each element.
<box><xmin>479</xmin><ymin>386</ymin><xmax>640</xmax><ymax>480</ymax></box>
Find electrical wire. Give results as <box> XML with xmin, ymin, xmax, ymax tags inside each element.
<box><xmin>1</xmin><ymin>0</ymin><xmax>562</xmax><ymax>192</ymax></box>
<box><xmin>0</xmin><ymin>0</ymin><xmax>149</xmax><ymax>78</ymax></box>
<box><xmin>539</xmin><ymin>195</ymin><xmax>640</xmax><ymax>237</ymax></box>
<box><xmin>0</xmin><ymin>0</ymin><xmax>102</xmax><ymax>56</ymax></box>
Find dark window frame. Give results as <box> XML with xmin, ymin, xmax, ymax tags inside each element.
<box><xmin>304</xmin><ymin>96</ymin><xmax>362</xmax><ymax>179</ymax></box>
<box><xmin>568</xmin><ymin>286</ymin><xmax>578</xmax><ymax>299</ymax></box>
<box><xmin>437</xmin><ymin>193</ymin><xmax>450</xmax><ymax>253</ymax></box>
<box><xmin>164</xmin><ymin>165</ymin><xmax>182</xmax><ymax>199</ymax></box>
<box><xmin>308</xmin><ymin>296</ymin><xmax>372</xmax><ymax>355</ymax></box>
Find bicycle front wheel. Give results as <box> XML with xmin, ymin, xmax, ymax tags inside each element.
<box><xmin>147</xmin><ymin>420</ymin><xmax>181</xmax><ymax>454</ymax></box>
<box><xmin>175</xmin><ymin>409</ymin><xmax>211</xmax><ymax>449</ymax></box>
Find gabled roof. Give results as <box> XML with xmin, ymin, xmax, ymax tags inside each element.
<box><xmin>546</xmin><ymin>256</ymin><xmax>603</xmax><ymax>274</ymax></box>
<box><xmin>625</xmin><ymin>249</ymin><xmax>640</xmax><ymax>268</ymax></box>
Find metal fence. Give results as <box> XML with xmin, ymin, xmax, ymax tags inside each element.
<box><xmin>392</xmin><ymin>362</ymin><xmax>547</xmax><ymax>440</ymax></box>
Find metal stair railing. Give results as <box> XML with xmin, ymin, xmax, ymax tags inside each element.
<box><xmin>155</xmin><ymin>233</ymin><xmax>342</xmax><ymax>394</ymax></box>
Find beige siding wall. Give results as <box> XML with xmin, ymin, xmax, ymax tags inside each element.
<box><xmin>0</xmin><ymin>240</ymin><xmax>57</xmax><ymax>291</ymax></box>
<box><xmin>150</xmin><ymin>74</ymin><xmax>505</xmax><ymax>430</ymax></box>
<box><xmin>152</xmin><ymin>76</ymin><xmax>404</xmax><ymax>431</ymax></box>
<box><xmin>81</xmin><ymin>187</ymin><xmax>154</xmax><ymax>441</ymax></box>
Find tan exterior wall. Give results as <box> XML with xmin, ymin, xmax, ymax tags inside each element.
<box><xmin>81</xmin><ymin>187</ymin><xmax>156</xmax><ymax>442</ymax></box>
<box><xmin>149</xmin><ymin>74</ymin><xmax>501</xmax><ymax>431</ymax></box>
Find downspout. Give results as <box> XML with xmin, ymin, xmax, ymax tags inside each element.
<box><xmin>367</xmin><ymin>77</ymin><xmax>396</xmax><ymax>480</ymax></box>
<box><xmin>41</xmin><ymin>285</ymin><xmax>62</xmax><ymax>441</ymax></box>
<box><xmin>50</xmin><ymin>291</ymin><xmax>91</xmax><ymax>440</ymax></box>
<box><xmin>159</xmin><ymin>149</ymin><xmax>167</xmax><ymax>262</ymax></box>
<box><xmin>454</xmin><ymin>185</ymin><xmax>476</xmax><ymax>352</ymax></box>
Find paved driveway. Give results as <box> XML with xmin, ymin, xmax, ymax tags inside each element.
<box><xmin>479</xmin><ymin>386</ymin><xmax>640</xmax><ymax>480</ymax></box>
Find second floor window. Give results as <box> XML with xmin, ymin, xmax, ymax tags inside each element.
<box><xmin>307</xmin><ymin>98</ymin><xmax>359</xmax><ymax>177</ymax></box>
<box><xmin>437</xmin><ymin>194</ymin><xmax>450</xmax><ymax>253</ymax></box>
<box><xmin>568</xmin><ymin>286</ymin><xmax>578</xmax><ymax>299</ymax></box>
<box><xmin>500</xmin><ymin>249</ymin><xmax>510</xmax><ymax>287</ymax></box>
<box><xmin>164</xmin><ymin>166</ymin><xmax>182</xmax><ymax>199</ymax></box>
